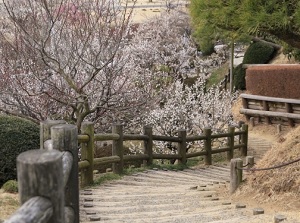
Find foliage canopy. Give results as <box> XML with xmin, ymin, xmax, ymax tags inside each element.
<box><xmin>190</xmin><ymin>0</ymin><xmax>300</xmax><ymax>49</ymax></box>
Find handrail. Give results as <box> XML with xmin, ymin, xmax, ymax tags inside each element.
<box><xmin>240</xmin><ymin>93</ymin><xmax>300</xmax><ymax>127</ymax></box>
<box><xmin>240</xmin><ymin>93</ymin><xmax>300</xmax><ymax>104</ymax></box>
<box><xmin>76</xmin><ymin>122</ymin><xmax>248</xmax><ymax>186</ymax></box>
<box><xmin>6</xmin><ymin>120</ymin><xmax>249</xmax><ymax>223</ymax></box>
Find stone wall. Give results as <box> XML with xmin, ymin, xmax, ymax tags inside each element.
<box><xmin>246</xmin><ymin>65</ymin><xmax>300</xmax><ymax>99</ymax></box>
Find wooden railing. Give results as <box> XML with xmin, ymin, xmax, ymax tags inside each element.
<box><xmin>40</xmin><ymin>120</ymin><xmax>249</xmax><ymax>187</ymax></box>
<box><xmin>240</xmin><ymin>93</ymin><xmax>300</xmax><ymax>127</ymax></box>
<box><xmin>6</xmin><ymin>123</ymin><xmax>79</xmax><ymax>223</ymax></box>
<box><xmin>6</xmin><ymin>120</ymin><xmax>248</xmax><ymax>222</ymax></box>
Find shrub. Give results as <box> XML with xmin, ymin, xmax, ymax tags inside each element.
<box><xmin>243</xmin><ymin>41</ymin><xmax>276</xmax><ymax>64</ymax></box>
<box><xmin>0</xmin><ymin>115</ymin><xmax>39</xmax><ymax>187</ymax></box>
<box><xmin>2</xmin><ymin>180</ymin><xmax>18</xmax><ymax>193</ymax></box>
<box><xmin>233</xmin><ymin>63</ymin><xmax>246</xmax><ymax>90</ymax></box>
<box><xmin>234</xmin><ymin>41</ymin><xmax>276</xmax><ymax>90</ymax></box>
<box><xmin>199</xmin><ymin>38</ymin><xmax>215</xmax><ymax>56</ymax></box>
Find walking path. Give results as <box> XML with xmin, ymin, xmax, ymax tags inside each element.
<box><xmin>79</xmin><ymin>134</ymin><xmax>300</xmax><ymax>222</ymax></box>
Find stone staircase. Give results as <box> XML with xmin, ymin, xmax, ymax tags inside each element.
<box><xmin>79</xmin><ymin>136</ymin><xmax>300</xmax><ymax>223</ymax></box>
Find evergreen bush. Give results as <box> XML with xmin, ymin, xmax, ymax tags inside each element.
<box><xmin>0</xmin><ymin>115</ymin><xmax>39</xmax><ymax>187</ymax></box>
<box><xmin>199</xmin><ymin>38</ymin><xmax>215</xmax><ymax>56</ymax></box>
<box><xmin>233</xmin><ymin>63</ymin><xmax>246</xmax><ymax>90</ymax></box>
<box><xmin>234</xmin><ymin>41</ymin><xmax>276</xmax><ymax>90</ymax></box>
<box><xmin>243</xmin><ymin>41</ymin><xmax>276</xmax><ymax>64</ymax></box>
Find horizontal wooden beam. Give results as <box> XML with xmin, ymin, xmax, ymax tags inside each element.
<box><xmin>123</xmin><ymin>134</ymin><xmax>149</xmax><ymax>141</ymax></box>
<box><xmin>240</xmin><ymin>93</ymin><xmax>300</xmax><ymax>104</ymax></box>
<box><xmin>242</xmin><ymin>64</ymin><xmax>299</xmax><ymax>69</ymax></box>
<box><xmin>240</xmin><ymin>108</ymin><xmax>300</xmax><ymax>119</ymax></box>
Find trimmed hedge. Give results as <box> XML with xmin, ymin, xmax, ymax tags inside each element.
<box><xmin>0</xmin><ymin>115</ymin><xmax>39</xmax><ymax>186</ymax></box>
<box><xmin>234</xmin><ymin>41</ymin><xmax>277</xmax><ymax>90</ymax></box>
<box><xmin>243</xmin><ymin>41</ymin><xmax>276</xmax><ymax>64</ymax></box>
<box><xmin>246</xmin><ymin>65</ymin><xmax>300</xmax><ymax>99</ymax></box>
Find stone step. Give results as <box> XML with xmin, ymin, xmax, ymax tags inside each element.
<box><xmin>79</xmin><ymin>134</ymin><xmax>282</xmax><ymax>222</ymax></box>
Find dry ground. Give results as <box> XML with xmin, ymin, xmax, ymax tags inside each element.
<box><xmin>230</xmin><ymin>95</ymin><xmax>300</xmax><ymax>220</ymax></box>
<box><xmin>0</xmin><ymin>189</ymin><xmax>19</xmax><ymax>220</ymax></box>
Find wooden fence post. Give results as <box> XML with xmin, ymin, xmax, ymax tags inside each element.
<box><xmin>51</xmin><ymin>124</ymin><xmax>79</xmax><ymax>223</ymax></box>
<box><xmin>143</xmin><ymin>125</ymin><xmax>153</xmax><ymax>166</ymax></box>
<box><xmin>112</xmin><ymin>124</ymin><xmax>124</xmax><ymax>174</ymax></box>
<box><xmin>177</xmin><ymin>129</ymin><xmax>187</xmax><ymax>164</ymax></box>
<box><xmin>80</xmin><ymin>122</ymin><xmax>95</xmax><ymax>186</ymax></box>
<box><xmin>241</xmin><ymin>124</ymin><xmax>248</xmax><ymax>157</ymax></box>
<box><xmin>263</xmin><ymin>101</ymin><xmax>271</xmax><ymax>124</ymax></box>
<box><xmin>40</xmin><ymin>120</ymin><xmax>66</xmax><ymax>149</ymax></box>
<box><xmin>204</xmin><ymin>128</ymin><xmax>212</xmax><ymax>165</ymax></box>
<box><xmin>17</xmin><ymin>149</ymin><xmax>64</xmax><ymax>223</ymax></box>
<box><xmin>230</xmin><ymin>158</ymin><xmax>243</xmax><ymax>194</ymax></box>
<box><xmin>285</xmin><ymin>103</ymin><xmax>295</xmax><ymax>127</ymax></box>
<box><xmin>242</xmin><ymin>98</ymin><xmax>250</xmax><ymax>121</ymax></box>
<box><xmin>246</xmin><ymin>156</ymin><xmax>254</xmax><ymax>169</ymax></box>
<box><xmin>227</xmin><ymin>126</ymin><xmax>235</xmax><ymax>161</ymax></box>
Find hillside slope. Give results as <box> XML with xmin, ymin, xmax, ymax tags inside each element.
<box><xmin>231</xmin><ymin>95</ymin><xmax>300</xmax><ymax>215</ymax></box>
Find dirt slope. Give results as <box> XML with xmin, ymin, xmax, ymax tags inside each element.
<box><xmin>231</xmin><ymin>95</ymin><xmax>300</xmax><ymax>219</ymax></box>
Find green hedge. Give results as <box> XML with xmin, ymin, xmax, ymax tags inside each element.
<box><xmin>243</xmin><ymin>41</ymin><xmax>276</xmax><ymax>64</ymax></box>
<box><xmin>234</xmin><ymin>41</ymin><xmax>276</xmax><ymax>90</ymax></box>
<box><xmin>0</xmin><ymin>115</ymin><xmax>39</xmax><ymax>186</ymax></box>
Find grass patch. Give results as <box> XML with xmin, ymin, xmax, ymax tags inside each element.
<box><xmin>2</xmin><ymin>180</ymin><xmax>18</xmax><ymax>194</ymax></box>
<box><xmin>92</xmin><ymin>173</ymin><xmax>122</xmax><ymax>186</ymax></box>
<box><xmin>206</xmin><ymin>62</ymin><xmax>229</xmax><ymax>88</ymax></box>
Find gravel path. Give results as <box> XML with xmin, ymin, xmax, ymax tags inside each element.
<box><xmin>79</xmin><ymin>136</ymin><xmax>300</xmax><ymax>223</ymax></box>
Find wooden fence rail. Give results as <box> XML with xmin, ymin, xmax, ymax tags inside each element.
<box><xmin>6</xmin><ymin>120</ymin><xmax>248</xmax><ymax>223</ymax></box>
<box><xmin>240</xmin><ymin>93</ymin><xmax>300</xmax><ymax>127</ymax></box>
<box><xmin>41</xmin><ymin>120</ymin><xmax>247</xmax><ymax>187</ymax></box>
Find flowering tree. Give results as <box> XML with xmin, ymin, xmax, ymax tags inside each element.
<box><xmin>0</xmin><ymin>0</ymin><xmax>152</xmax><ymax>131</ymax></box>
<box><xmin>130</xmin><ymin>77</ymin><xmax>237</xmax><ymax>154</ymax></box>
<box><xmin>0</xmin><ymin>2</ymin><xmax>231</xmax><ymax>136</ymax></box>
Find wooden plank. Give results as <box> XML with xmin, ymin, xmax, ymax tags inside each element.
<box><xmin>152</xmin><ymin>153</ymin><xmax>181</xmax><ymax>160</ymax></box>
<box><xmin>152</xmin><ymin>135</ymin><xmax>182</xmax><ymax>142</ymax></box>
<box><xmin>94</xmin><ymin>156</ymin><xmax>121</xmax><ymax>166</ymax></box>
<box><xmin>240</xmin><ymin>108</ymin><xmax>300</xmax><ymax>119</ymax></box>
<box><xmin>94</xmin><ymin>133</ymin><xmax>119</xmax><ymax>141</ymax></box>
<box><xmin>186</xmin><ymin>151</ymin><xmax>207</xmax><ymax>158</ymax></box>
<box><xmin>240</xmin><ymin>94</ymin><xmax>300</xmax><ymax>105</ymax></box>
<box><xmin>123</xmin><ymin>134</ymin><xmax>149</xmax><ymax>141</ymax></box>
<box><xmin>123</xmin><ymin>154</ymin><xmax>149</xmax><ymax>161</ymax></box>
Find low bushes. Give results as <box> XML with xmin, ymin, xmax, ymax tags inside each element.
<box><xmin>0</xmin><ymin>115</ymin><xmax>39</xmax><ymax>187</ymax></box>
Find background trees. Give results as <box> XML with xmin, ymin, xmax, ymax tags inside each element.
<box><xmin>0</xmin><ymin>0</ymin><xmax>146</xmax><ymax>131</ymax></box>
<box><xmin>0</xmin><ymin>1</ymin><xmax>234</xmax><ymax>135</ymax></box>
